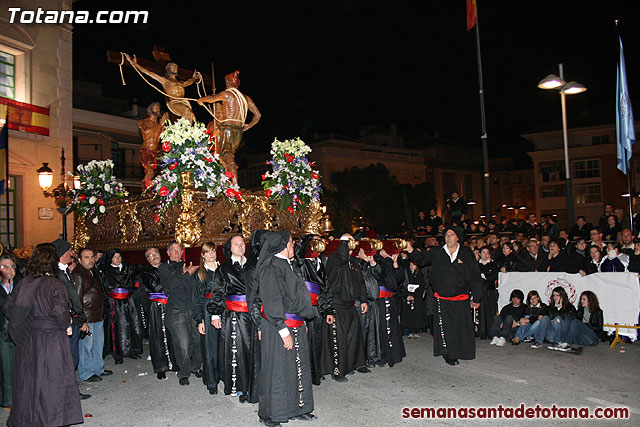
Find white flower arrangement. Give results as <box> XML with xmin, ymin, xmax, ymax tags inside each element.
<box><xmin>262</xmin><ymin>137</ymin><xmax>322</xmax><ymax>212</ymax></box>
<box><xmin>145</xmin><ymin>118</ymin><xmax>239</xmax><ymax>221</ymax></box>
<box><xmin>67</xmin><ymin>160</ymin><xmax>128</xmax><ymax>223</ymax></box>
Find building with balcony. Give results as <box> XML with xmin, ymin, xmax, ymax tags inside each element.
<box><xmin>0</xmin><ymin>0</ymin><xmax>73</xmax><ymax>248</ymax></box>
<box><xmin>524</xmin><ymin>115</ymin><xmax>640</xmax><ymax>226</ymax></box>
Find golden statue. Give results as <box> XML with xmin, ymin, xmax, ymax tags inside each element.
<box><xmin>197</xmin><ymin>71</ymin><xmax>261</xmax><ymax>185</ymax></box>
<box><xmin>124</xmin><ymin>53</ymin><xmax>201</xmax><ymax>122</ymax></box>
<box><xmin>138</xmin><ymin>102</ymin><xmax>169</xmax><ymax>186</ymax></box>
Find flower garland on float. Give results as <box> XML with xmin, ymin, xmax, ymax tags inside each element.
<box><xmin>145</xmin><ymin>118</ymin><xmax>240</xmax><ymax>221</ymax></box>
<box><xmin>261</xmin><ymin>137</ymin><xmax>322</xmax><ymax>213</ymax></box>
<box><xmin>67</xmin><ymin>160</ymin><xmax>129</xmax><ymax>224</ymax></box>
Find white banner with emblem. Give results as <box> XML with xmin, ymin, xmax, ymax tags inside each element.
<box><xmin>498</xmin><ymin>272</ymin><xmax>640</xmax><ymax>339</ymax></box>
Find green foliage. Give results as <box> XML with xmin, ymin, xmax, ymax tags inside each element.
<box><xmin>322</xmin><ymin>163</ymin><xmax>435</xmax><ymax>235</ymax></box>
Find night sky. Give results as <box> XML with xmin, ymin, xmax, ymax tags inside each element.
<box><xmin>73</xmin><ymin>0</ymin><xmax>640</xmax><ymax>159</ymax></box>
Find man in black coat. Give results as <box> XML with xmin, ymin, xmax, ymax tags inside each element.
<box><xmin>405</xmin><ymin>227</ymin><xmax>483</xmax><ymax>366</ymax></box>
<box><xmin>158</xmin><ymin>241</ymin><xmax>201</xmax><ymax>386</ymax></box>
<box><xmin>517</xmin><ymin>239</ymin><xmax>545</xmax><ymax>272</ymax></box>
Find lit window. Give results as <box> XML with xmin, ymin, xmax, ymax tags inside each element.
<box><xmin>574</xmin><ymin>183</ymin><xmax>602</xmax><ymax>204</ymax></box>
<box><xmin>0</xmin><ymin>51</ymin><xmax>15</xmax><ymax>99</ymax></box>
<box><xmin>572</xmin><ymin>159</ymin><xmax>600</xmax><ymax>179</ymax></box>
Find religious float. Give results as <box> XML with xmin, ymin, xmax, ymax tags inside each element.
<box><xmin>67</xmin><ymin>49</ymin><xmax>324</xmax><ymax>255</ymax></box>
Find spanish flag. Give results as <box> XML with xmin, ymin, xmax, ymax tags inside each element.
<box><xmin>467</xmin><ymin>0</ymin><xmax>478</xmax><ymax>31</ymax></box>
<box><xmin>0</xmin><ymin>113</ymin><xmax>7</xmax><ymax>195</ymax></box>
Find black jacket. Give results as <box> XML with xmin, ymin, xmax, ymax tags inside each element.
<box><xmin>498</xmin><ymin>303</ymin><xmax>527</xmax><ymax>322</ymax></box>
<box><xmin>0</xmin><ymin>276</ymin><xmax>20</xmax><ymax>342</ymax></box>
<box><xmin>548</xmin><ymin>303</ymin><xmax>577</xmax><ymax>320</ymax></box>
<box><xmin>158</xmin><ymin>260</ymin><xmax>196</xmax><ymax>312</ymax></box>
<box><xmin>576</xmin><ymin>306</ymin><xmax>606</xmax><ymax>341</ymax></box>
<box><xmin>517</xmin><ymin>252</ymin><xmax>544</xmax><ymax>272</ymax></box>
<box><xmin>524</xmin><ymin>302</ymin><xmax>549</xmax><ymax>322</ymax></box>
<box><xmin>495</xmin><ymin>252</ymin><xmax>519</xmax><ymax>272</ymax></box>
<box><xmin>58</xmin><ymin>267</ymin><xmax>87</xmax><ymax>327</ymax></box>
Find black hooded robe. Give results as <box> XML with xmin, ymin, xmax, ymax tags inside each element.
<box><xmin>294</xmin><ymin>236</ymin><xmax>334</xmax><ymax>385</ymax></box>
<box><xmin>138</xmin><ymin>264</ymin><xmax>177</xmax><ymax>374</ymax></box>
<box><xmin>209</xmin><ymin>236</ymin><xmax>258</xmax><ymax>399</ymax></box>
<box><xmin>321</xmin><ymin>240</ymin><xmax>367</xmax><ymax>377</ymax></box>
<box><xmin>354</xmin><ymin>257</ymin><xmax>383</xmax><ymax>366</ymax></box>
<box><xmin>100</xmin><ymin>250</ymin><xmax>144</xmax><ymax>361</ymax></box>
<box><xmin>258</xmin><ymin>231</ymin><xmax>315</xmax><ymax>423</ymax></box>
<box><xmin>375</xmin><ymin>256</ymin><xmax>406</xmax><ymax>367</ymax></box>
<box><xmin>409</xmin><ymin>245</ymin><xmax>484</xmax><ymax>360</ymax></box>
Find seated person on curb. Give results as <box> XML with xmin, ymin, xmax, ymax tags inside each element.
<box><xmin>513</xmin><ymin>290</ymin><xmax>549</xmax><ymax>346</ymax></box>
<box><xmin>543</xmin><ymin>286</ymin><xmax>577</xmax><ymax>352</ymax></box>
<box><xmin>564</xmin><ymin>291</ymin><xmax>606</xmax><ymax>349</ymax></box>
<box><xmin>489</xmin><ymin>289</ymin><xmax>526</xmax><ymax>347</ymax></box>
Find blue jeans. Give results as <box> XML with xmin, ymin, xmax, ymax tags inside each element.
<box><xmin>515</xmin><ymin>317</ymin><xmax>547</xmax><ymax>343</ymax></box>
<box><xmin>489</xmin><ymin>315</ymin><xmax>518</xmax><ymax>339</ymax></box>
<box><xmin>566</xmin><ymin>319</ymin><xmax>598</xmax><ymax>346</ymax></box>
<box><xmin>69</xmin><ymin>324</ymin><xmax>80</xmax><ymax>370</ymax></box>
<box><xmin>545</xmin><ymin>316</ymin><xmax>571</xmax><ymax>343</ymax></box>
<box><xmin>79</xmin><ymin>320</ymin><xmax>105</xmax><ymax>381</ymax></box>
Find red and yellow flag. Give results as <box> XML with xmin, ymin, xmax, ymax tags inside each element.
<box><xmin>467</xmin><ymin>0</ymin><xmax>478</xmax><ymax>31</ymax></box>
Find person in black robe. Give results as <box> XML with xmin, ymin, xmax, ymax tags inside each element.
<box><xmin>352</xmin><ymin>247</ymin><xmax>382</xmax><ymax>368</ymax></box>
<box><xmin>293</xmin><ymin>235</ymin><xmax>334</xmax><ymax>384</ymax></box>
<box><xmin>400</xmin><ymin>260</ymin><xmax>426</xmax><ymax>337</ymax></box>
<box><xmin>477</xmin><ymin>247</ymin><xmax>498</xmax><ymax>340</ymax></box>
<box><xmin>322</xmin><ymin>235</ymin><xmax>369</xmax><ymax>381</ymax></box>
<box><xmin>406</xmin><ymin>227</ymin><xmax>483</xmax><ymax>365</ymax></box>
<box><xmin>375</xmin><ymin>250</ymin><xmax>406</xmax><ymax>367</ymax></box>
<box><xmin>3</xmin><ymin>245</ymin><xmax>83</xmax><ymax>427</ymax></box>
<box><xmin>208</xmin><ymin>235</ymin><xmax>258</xmax><ymax>402</ymax></box>
<box><xmin>193</xmin><ymin>242</ymin><xmax>224</xmax><ymax>394</ymax></box>
<box><xmin>100</xmin><ymin>248</ymin><xmax>144</xmax><ymax>364</ymax></box>
<box><xmin>257</xmin><ymin>231</ymin><xmax>317</xmax><ymax>426</ymax></box>
<box><xmin>244</xmin><ymin>230</ymin><xmax>270</xmax><ymax>403</ymax></box>
<box><xmin>139</xmin><ymin>246</ymin><xmax>177</xmax><ymax>380</ymax></box>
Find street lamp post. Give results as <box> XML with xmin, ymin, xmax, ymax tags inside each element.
<box><xmin>36</xmin><ymin>148</ymin><xmax>74</xmax><ymax>241</ymax></box>
<box><xmin>538</xmin><ymin>64</ymin><xmax>586</xmax><ymax>228</ymax></box>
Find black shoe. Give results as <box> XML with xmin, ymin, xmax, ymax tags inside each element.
<box><xmin>259</xmin><ymin>417</ymin><xmax>281</xmax><ymax>427</ymax></box>
<box><xmin>101</xmin><ymin>370</ymin><xmax>113</xmax><ymax>376</ymax></box>
<box><xmin>332</xmin><ymin>375</ymin><xmax>348</xmax><ymax>383</ymax></box>
<box><xmin>179</xmin><ymin>377</ymin><xmax>189</xmax><ymax>386</ymax></box>
<box><xmin>209</xmin><ymin>387</ymin><xmax>218</xmax><ymax>395</ymax></box>
<box><xmin>356</xmin><ymin>367</ymin><xmax>371</xmax><ymax>373</ymax></box>
<box><xmin>443</xmin><ymin>356</ymin><xmax>459</xmax><ymax>366</ymax></box>
<box><xmin>191</xmin><ymin>369</ymin><xmax>203</xmax><ymax>378</ymax></box>
<box><xmin>312</xmin><ymin>378</ymin><xmax>321</xmax><ymax>386</ymax></box>
<box><xmin>239</xmin><ymin>394</ymin><xmax>248</xmax><ymax>403</ymax></box>
<box><xmin>79</xmin><ymin>392</ymin><xmax>91</xmax><ymax>400</ymax></box>
<box><xmin>157</xmin><ymin>372</ymin><xmax>167</xmax><ymax>380</ymax></box>
<box><xmin>85</xmin><ymin>375</ymin><xmax>102</xmax><ymax>383</ymax></box>
<box><xmin>130</xmin><ymin>354</ymin><xmax>141</xmax><ymax>360</ymax></box>
<box><xmin>346</xmin><ymin>370</ymin><xmax>355</xmax><ymax>376</ymax></box>
<box><xmin>292</xmin><ymin>412</ymin><xmax>318</xmax><ymax>421</ymax></box>
<box><xmin>522</xmin><ymin>337</ymin><xmax>534</xmax><ymax>343</ymax></box>
<box><xmin>511</xmin><ymin>340</ymin><xmax>521</xmax><ymax>346</ymax></box>
<box><xmin>376</xmin><ymin>361</ymin><xmax>387</xmax><ymax>367</ymax></box>
<box><xmin>365</xmin><ymin>360</ymin><xmax>376</xmax><ymax>368</ymax></box>
<box><xmin>114</xmin><ymin>359</ymin><xmax>123</xmax><ymax>365</ymax></box>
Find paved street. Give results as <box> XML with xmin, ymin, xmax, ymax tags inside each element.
<box><xmin>1</xmin><ymin>336</ymin><xmax>637</xmax><ymax>426</ymax></box>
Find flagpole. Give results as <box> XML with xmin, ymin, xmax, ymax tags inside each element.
<box><xmin>2</xmin><ymin>113</ymin><xmax>8</xmax><ymax>250</ymax></box>
<box><xmin>474</xmin><ymin>5</ymin><xmax>491</xmax><ymax>221</ymax></box>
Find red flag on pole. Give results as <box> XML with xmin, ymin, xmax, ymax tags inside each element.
<box><xmin>467</xmin><ymin>0</ymin><xmax>478</xmax><ymax>31</ymax></box>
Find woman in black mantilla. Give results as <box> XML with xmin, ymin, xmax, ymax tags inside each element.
<box><xmin>100</xmin><ymin>248</ymin><xmax>144</xmax><ymax>363</ymax></box>
<box><xmin>258</xmin><ymin>231</ymin><xmax>316</xmax><ymax>426</ymax></box>
<box><xmin>207</xmin><ymin>235</ymin><xmax>258</xmax><ymax>402</ymax></box>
